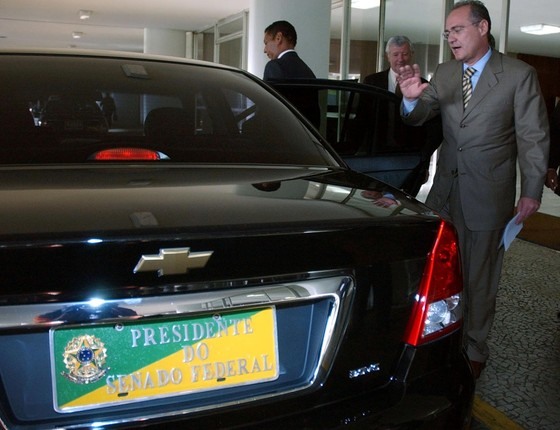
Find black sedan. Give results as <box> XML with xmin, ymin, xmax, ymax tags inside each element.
<box><xmin>0</xmin><ymin>49</ymin><xmax>473</xmax><ymax>429</ymax></box>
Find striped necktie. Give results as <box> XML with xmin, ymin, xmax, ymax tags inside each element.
<box><xmin>395</xmin><ymin>83</ymin><xmax>402</xmax><ymax>98</ymax></box>
<box><xmin>462</xmin><ymin>67</ymin><xmax>476</xmax><ymax>109</ymax></box>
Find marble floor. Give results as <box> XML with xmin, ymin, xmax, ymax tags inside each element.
<box><xmin>473</xmin><ymin>239</ymin><xmax>560</xmax><ymax>429</ymax></box>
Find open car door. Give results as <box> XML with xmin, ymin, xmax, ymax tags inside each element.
<box><xmin>269</xmin><ymin>79</ymin><xmax>442</xmax><ymax>196</ymax></box>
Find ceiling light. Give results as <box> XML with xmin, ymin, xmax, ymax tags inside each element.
<box><xmin>520</xmin><ymin>24</ymin><xmax>560</xmax><ymax>35</ymax></box>
<box><xmin>78</xmin><ymin>10</ymin><xmax>92</xmax><ymax>20</ymax></box>
<box><xmin>72</xmin><ymin>31</ymin><xmax>84</xmax><ymax>39</ymax></box>
<box><xmin>352</xmin><ymin>0</ymin><xmax>380</xmax><ymax>9</ymax></box>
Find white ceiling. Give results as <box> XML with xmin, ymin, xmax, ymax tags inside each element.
<box><xmin>0</xmin><ymin>0</ymin><xmax>251</xmax><ymax>52</ymax></box>
<box><xmin>0</xmin><ymin>0</ymin><xmax>558</xmax><ymax>58</ymax></box>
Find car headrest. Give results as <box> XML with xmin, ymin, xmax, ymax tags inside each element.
<box><xmin>144</xmin><ymin>107</ymin><xmax>194</xmax><ymax>145</ymax></box>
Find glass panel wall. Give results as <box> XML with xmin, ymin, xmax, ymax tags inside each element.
<box><xmin>329</xmin><ymin>3</ymin><xmax>344</xmax><ymax>79</ymax></box>
<box><xmin>218</xmin><ymin>38</ymin><xmax>243</xmax><ymax>68</ymax></box>
<box><xmin>348</xmin><ymin>5</ymin><xmax>380</xmax><ymax>80</ymax></box>
<box><xmin>215</xmin><ymin>13</ymin><xmax>247</xmax><ymax>69</ymax></box>
<box><xmin>330</xmin><ymin>1</ymin><xmax>380</xmax><ymax>81</ymax></box>
<box><xmin>195</xmin><ymin>12</ymin><xmax>247</xmax><ymax>69</ymax></box>
<box><xmin>384</xmin><ymin>0</ymin><xmax>443</xmax><ymax>81</ymax></box>
<box><xmin>328</xmin><ymin>0</ymin><xmax>509</xmax><ymax>83</ymax></box>
<box><xmin>330</xmin><ymin>0</ymin><xmax>444</xmax><ymax>83</ymax></box>
<box><xmin>478</xmin><ymin>0</ymin><xmax>504</xmax><ymax>51</ymax></box>
<box><xmin>506</xmin><ymin>0</ymin><xmax>560</xmax><ymax>113</ymax></box>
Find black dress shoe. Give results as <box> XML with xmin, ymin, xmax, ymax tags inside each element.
<box><xmin>469</xmin><ymin>360</ymin><xmax>486</xmax><ymax>379</ymax></box>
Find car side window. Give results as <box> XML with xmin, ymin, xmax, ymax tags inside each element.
<box><xmin>272</xmin><ymin>84</ymin><xmax>428</xmax><ymax>157</ymax></box>
<box><xmin>314</xmin><ymin>88</ymin><xmax>424</xmax><ymax>156</ymax></box>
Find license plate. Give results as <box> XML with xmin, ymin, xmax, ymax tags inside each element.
<box><xmin>50</xmin><ymin>307</ymin><xmax>278</xmax><ymax>412</ymax></box>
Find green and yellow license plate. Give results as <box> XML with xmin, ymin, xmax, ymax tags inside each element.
<box><xmin>50</xmin><ymin>307</ymin><xmax>278</xmax><ymax>412</ymax></box>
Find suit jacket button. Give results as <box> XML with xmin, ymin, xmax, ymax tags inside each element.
<box><xmin>460</xmin><ymin>124</ymin><xmax>466</xmax><ymax>128</ymax></box>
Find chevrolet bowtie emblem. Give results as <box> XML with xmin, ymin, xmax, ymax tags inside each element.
<box><xmin>133</xmin><ymin>247</ymin><xmax>213</xmax><ymax>276</ymax></box>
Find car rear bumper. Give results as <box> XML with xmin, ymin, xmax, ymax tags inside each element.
<box><xmin>239</xmin><ymin>353</ymin><xmax>473</xmax><ymax>429</ymax></box>
<box><xmin>129</xmin><ymin>345</ymin><xmax>474</xmax><ymax>429</ymax></box>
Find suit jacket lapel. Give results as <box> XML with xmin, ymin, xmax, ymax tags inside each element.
<box><xmin>448</xmin><ymin>63</ymin><xmax>464</xmax><ymax>118</ymax></box>
<box><xmin>463</xmin><ymin>50</ymin><xmax>501</xmax><ymax>117</ymax></box>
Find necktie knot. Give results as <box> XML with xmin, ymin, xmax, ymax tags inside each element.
<box><xmin>462</xmin><ymin>67</ymin><xmax>476</xmax><ymax>109</ymax></box>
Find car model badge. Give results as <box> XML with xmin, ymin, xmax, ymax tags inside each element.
<box><xmin>133</xmin><ymin>247</ymin><xmax>213</xmax><ymax>276</ymax></box>
<box><xmin>61</xmin><ymin>334</ymin><xmax>108</xmax><ymax>384</ymax></box>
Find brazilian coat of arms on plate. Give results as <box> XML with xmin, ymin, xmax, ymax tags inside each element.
<box><xmin>61</xmin><ymin>334</ymin><xmax>109</xmax><ymax>384</ymax></box>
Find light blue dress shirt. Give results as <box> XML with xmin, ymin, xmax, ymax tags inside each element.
<box><xmin>403</xmin><ymin>48</ymin><xmax>493</xmax><ymax>113</ymax></box>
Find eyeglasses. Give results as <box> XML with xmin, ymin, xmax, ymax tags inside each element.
<box><xmin>442</xmin><ymin>21</ymin><xmax>481</xmax><ymax>40</ymax></box>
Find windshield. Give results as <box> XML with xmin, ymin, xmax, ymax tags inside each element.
<box><xmin>0</xmin><ymin>54</ymin><xmax>335</xmax><ymax>166</ymax></box>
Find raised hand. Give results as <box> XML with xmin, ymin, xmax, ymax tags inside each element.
<box><xmin>397</xmin><ymin>64</ymin><xmax>428</xmax><ymax>101</ymax></box>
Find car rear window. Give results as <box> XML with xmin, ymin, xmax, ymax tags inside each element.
<box><xmin>0</xmin><ymin>54</ymin><xmax>335</xmax><ymax>166</ymax></box>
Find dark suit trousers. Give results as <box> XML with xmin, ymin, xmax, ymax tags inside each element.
<box><xmin>442</xmin><ymin>177</ymin><xmax>505</xmax><ymax>363</ymax></box>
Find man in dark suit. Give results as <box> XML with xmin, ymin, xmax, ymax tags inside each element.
<box><xmin>363</xmin><ymin>36</ymin><xmax>442</xmax><ymax>196</ymax></box>
<box><xmin>263</xmin><ymin>20</ymin><xmax>315</xmax><ymax>80</ymax></box>
<box><xmin>263</xmin><ymin>20</ymin><xmax>319</xmax><ymax>127</ymax></box>
<box><xmin>363</xmin><ymin>35</ymin><xmax>415</xmax><ymax>95</ymax></box>
<box><xmin>399</xmin><ymin>1</ymin><xmax>550</xmax><ymax>379</ymax></box>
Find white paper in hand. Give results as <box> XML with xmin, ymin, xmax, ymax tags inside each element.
<box><xmin>500</xmin><ymin>215</ymin><xmax>523</xmax><ymax>250</ymax></box>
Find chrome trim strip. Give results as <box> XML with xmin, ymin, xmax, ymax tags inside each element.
<box><xmin>0</xmin><ymin>276</ymin><xmax>351</xmax><ymax>329</ymax></box>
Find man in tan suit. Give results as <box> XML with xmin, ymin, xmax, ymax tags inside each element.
<box><xmin>398</xmin><ymin>1</ymin><xmax>549</xmax><ymax>379</ymax></box>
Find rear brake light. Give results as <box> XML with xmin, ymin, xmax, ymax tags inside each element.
<box><xmin>404</xmin><ymin>220</ymin><xmax>463</xmax><ymax>346</ymax></box>
<box><xmin>91</xmin><ymin>148</ymin><xmax>162</xmax><ymax>161</ymax></box>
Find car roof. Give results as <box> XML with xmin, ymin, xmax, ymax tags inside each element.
<box><xmin>0</xmin><ymin>47</ymin><xmax>239</xmax><ymax>71</ymax></box>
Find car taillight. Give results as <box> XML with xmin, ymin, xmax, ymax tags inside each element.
<box><xmin>91</xmin><ymin>148</ymin><xmax>162</xmax><ymax>161</ymax></box>
<box><xmin>404</xmin><ymin>220</ymin><xmax>463</xmax><ymax>346</ymax></box>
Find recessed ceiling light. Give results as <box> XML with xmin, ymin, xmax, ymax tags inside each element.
<box><xmin>520</xmin><ymin>24</ymin><xmax>560</xmax><ymax>35</ymax></box>
<box><xmin>352</xmin><ymin>0</ymin><xmax>380</xmax><ymax>9</ymax></box>
<box><xmin>72</xmin><ymin>31</ymin><xmax>84</xmax><ymax>39</ymax></box>
<box><xmin>78</xmin><ymin>10</ymin><xmax>93</xmax><ymax>20</ymax></box>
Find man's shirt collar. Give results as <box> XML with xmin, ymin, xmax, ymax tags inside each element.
<box><xmin>464</xmin><ymin>47</ymin><xmax>492</xmax><ymax>89</ymax></box>
<box><xmin>278</xmin><ymin>49</ymin><xmax>295</xmax><ymax>59</ymax></box>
